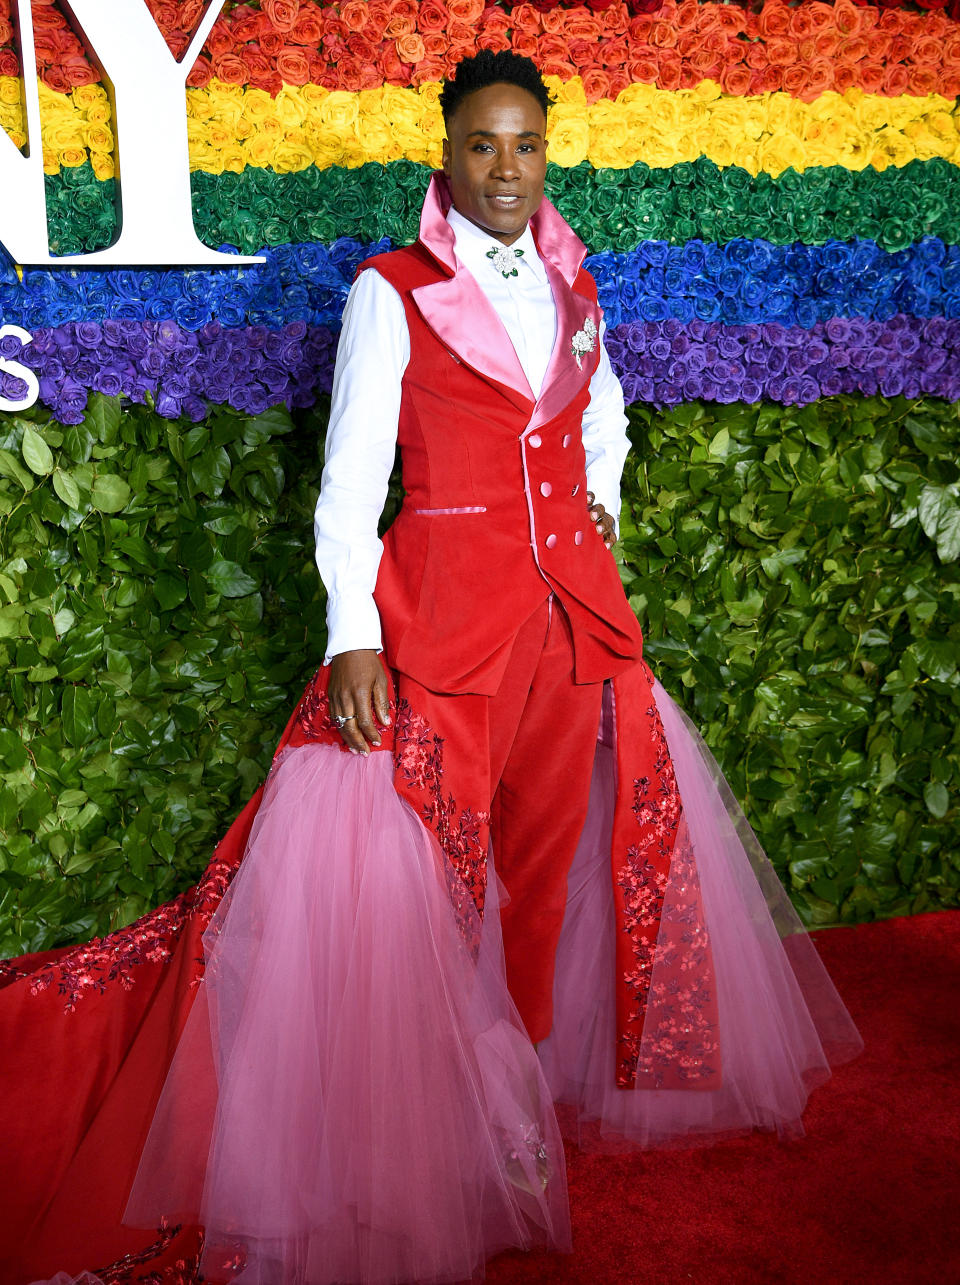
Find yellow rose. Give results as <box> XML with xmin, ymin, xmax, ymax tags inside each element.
<box><xmin>356</xmin><ymin>110</ymin><xmax>397</xmax><ymax>164</ymax></box>
<box><xmin>72</xmin><ymin>84</ymin><xmax>104</xmax><ymax>112</ymax></box>
<box><xmin>546</xmin><ymin>105</ymin><xmax>588</xmax><ymax>167</ymax></box>
<box><xmin>0</xmin><ymin>77</ymin><xmax>21</xmax><ymax>106</ymax></box>
<box><xmin>46</xmin><ymin>119</ymin><xmax>84</xmax><ymax>150</ymax></box>
<box><xmin>90</xmin><ymin>151</ymin><xmax>114</xmax><ymax>181</ymax></box>
<box><xmin>187</xmin><ymin>89</ymin><xmax>216</xmax><ymax>122</ymax></box>
<box><xmin>756</xmin><ymin>132</ymin><xmax>809</xmax><ymax>177</ymax></box>
<box><xmin>218</xmin><ymin>143</ymin><xmax>246</xmax><ymax>174</ymax></box>
<box><xmin>551</xmin><ymin>75</ymin><xmax>586</xmax><ymax>108</ymax></box>
<box><xmin>274</xmin><ymin>85</ymin><xmax>309</xmax><ymax>128</ymax></box>
<box><xmin>241</xmin><ymin>88</ymin><xmax>277</xmax><ymax>123</ymax></box>
<box><xmin>300</xmin><ymin>84</ymin><xmax>329</xmax><ymax>109</ymax></box>
<box><xmin>417</xmin><ymin>81</ymin><xmax>443</xmax><ymax>109</ymax></box>
<box><xmin>82</xmin><ymin>123</ymin><xmax>114</xmax><ymax>154</ymax></box>
<box><xmin>245</xmin><ymin>134</ymin><xmax>276</xmax><ymax>168</ymax></box>
<box><xmin>586</xmin><ymin>100</ymin><xmax>631</xmax><ymax>170</ymax></box>
<box><xmin>57</xmin><ymin>146</ymin><xmax>87</xmax><ymax>168</ymax></box>
<box><xmin>85</xmin><ymin>101</ymin><xmax>112</xmax><ymax>126</ymax></box>
<box><xmin>318</xmin><ymin>90</ymin><xmax>360</xmax><ymax>136</ymax></box>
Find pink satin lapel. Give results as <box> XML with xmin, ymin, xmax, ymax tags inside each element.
<box><xmin>526</xmin><ymin>263</ymin><xmax>601</xmax><ymax>434</ymax></box>
<box><xmin>411</xmin><ymin>275</ymin><xmax>535</xmax><ymax>411</ymax></box>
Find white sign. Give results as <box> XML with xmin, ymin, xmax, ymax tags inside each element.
<box><xmin>0</xmin><ymin>324</ymin><xmax>38</xmax><ymax>411</ymax></box>
<box><xmin>0</xmin><ymin>0</ymin><xmax>263</xmax><ymax>268</ymax></box>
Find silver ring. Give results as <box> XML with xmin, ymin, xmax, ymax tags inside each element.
<box><xmin>333</xmin><ymin>714</ymin><xmax>357</xmax><ymax>729</ymax></box>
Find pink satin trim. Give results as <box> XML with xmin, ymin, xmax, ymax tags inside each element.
<box><xmin>410</xmin><ymin>506</ymin><xmax>487</xmax><ymax>515</ymax></box>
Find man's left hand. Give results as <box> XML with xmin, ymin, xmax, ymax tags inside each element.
<box><xmin>586</xmin><ymin>491</ymin><xmax>616</xmax><ymax>550</ymax></box>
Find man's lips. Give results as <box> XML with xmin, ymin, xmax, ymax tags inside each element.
<box><xmin>486</xmin><ymin>193</ymin><xmax>525</xmax><ymax>207</ymax></box>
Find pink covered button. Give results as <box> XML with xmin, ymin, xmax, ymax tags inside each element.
<box><xmin>540</xmin><ymin>481</ymin><xmax>553</xmax><ymax>497</ymax></box>
<box><xmin>562</xmin><ymin>434</ymin><xmax>573</xmax><ymax>448</ymax></box>
<box><xmin>574</xmin><ymin>531</ymin><xmax>584</xmax><ymax>546</ymax></box>
<box><xmin>528</xmin><ymin>433</ymin><xmax>542</xmax><ymax>448</ymax></box>
<box><xmin>572</xmin><ymin>483</ymin><xmax>580</xmax><ymax>496</ymax></box>
<box><xmin>545</xmin><ymin>533</ymin><xmax>557</xmax><ymax>549</ymax></box>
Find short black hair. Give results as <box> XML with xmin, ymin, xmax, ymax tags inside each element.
<box><xmin>439</xmin><ymin>50</ymin><xmax>553</xmax><ymax>126</ymax></box>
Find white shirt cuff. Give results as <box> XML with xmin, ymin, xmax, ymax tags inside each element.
<box><xmin>323</xmin><ymin>592</ymin><xmax>384</xmax><ymax>665</ymax></box>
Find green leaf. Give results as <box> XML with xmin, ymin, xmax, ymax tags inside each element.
<box><xmin>206</xmin><ymin>559</ymin><xmax>258</xmax><ymax>597</ymax></box>
<box><xmin>0</xmin><ymin>446</ymin><xmax>34</xmax><ymax>489</ymax></box>
<box><xmin>83</xmin><ymin>393</ymin><xmax>122</xmax><ymax>444</ymax></box>
<box><xmin>924</xmin><ymin>783</ymin><xmax>949</xmax><ymax>819</ymax></box>
<box><xmin>90</xmin><ymin>473</ymin><xmax>131</xmax><ymax>513</ymax></box>
<box><xmin>61</xmin><ymin>686</ymin><xmax>97</xmax><ymax>747</ymax></box>
<box><xmin>52</xmin><ymin>467</ymin><xmax>81</xmax><ymax>509</ymax></box>
<box><xmin>154</xmin><ymin>571</ymin><xmax>188</xmax><ymax>611</ymax></box>
<box><xmin>21</xmin><ymin>426</ymin><xmax>54</xmax><ymax>476</ymax></box>
<box><xmin>917</xmin><ymin>484</ymin><xmax>960</xmax><ymax>563</ymax></box>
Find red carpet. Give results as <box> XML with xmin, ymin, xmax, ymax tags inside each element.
<box><xmin>486</xmin><ymin>908</ymin><xmax>960</xmax><ymax>1285</ymax></box>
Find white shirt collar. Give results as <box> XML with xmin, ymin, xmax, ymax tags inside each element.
<box><xmin>446</xmin><ymin>206</ymin><xmax>546</xmax><ymax>284</ymax></box>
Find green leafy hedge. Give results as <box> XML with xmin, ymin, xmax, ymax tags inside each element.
<box><xmin>620</xmin><ymin>395</ymin><xmax>959</xmax><ymax>926</ymax></box>
<box><xmin>1</xmin><ymin>392</ymin><xmax>957</xmax><ymax>956</ymax></box>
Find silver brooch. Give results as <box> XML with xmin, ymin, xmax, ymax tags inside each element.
<box><xmin>487</xmin><ymin>245</ymin><xmax>524</xmax><ymax>278</ymax></box>
<box><xmin>571</xmin><ymin>316</ymin><xmax>598</xmax><ymax>369</ymax></box>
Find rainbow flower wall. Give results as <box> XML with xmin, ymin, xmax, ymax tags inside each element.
<box><xmin>0</xmin><ymin>0</ymin><xmax>959</xmax><ymax>419</ymax></box>
<box><xmin>1</xmin><ymin>0</ymin><xmax>959</xmax><ymax>956</ymax></box>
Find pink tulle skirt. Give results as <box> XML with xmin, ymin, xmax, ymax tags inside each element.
<box><xmin>69</xmin><ymin>678</ymin><xmax>862</xmax><ymax>1285</ymax></box>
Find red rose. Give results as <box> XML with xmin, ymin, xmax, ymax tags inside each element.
<box><xmin>814</xmin><ymin>30</ymin><xmax>840</xmax><ymax>59</ymax></box>
<box><xmin>379</xmin><ymin>46</ymin><xmax>410</xmax><ymax>82</ymax></box>
<box><xmin>186</xmin><ymin>54</ymin><xmax>214</xmax><ymax>88</ymax></box>
<box><xmin>346</xmin><ymin>32</ymin><xmax>376</xmax><ymax>61</ymax></box>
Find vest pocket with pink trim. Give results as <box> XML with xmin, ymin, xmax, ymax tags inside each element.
<box><xmin>408</xmin><ymin>506</ymin><xmax>488</xmax><ymax>515</ymax></box>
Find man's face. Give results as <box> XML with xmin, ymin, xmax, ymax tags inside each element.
<box><xmin>441</xmin><ymin>82</ymin><xmax>548</xmax><ymax>247</ymax></box>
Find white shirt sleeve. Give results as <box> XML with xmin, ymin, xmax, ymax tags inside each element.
<box><xmin>313</xmin><ymin>268</ymin><xmax>409</xmax><ymax>663</ymax></box>
<box><xmin>581</xmin><ymin>318</ymin><xmax>630</xmax><ymax>535</ymax></box>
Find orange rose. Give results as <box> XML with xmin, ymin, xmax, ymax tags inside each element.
<box><xmin>745</xmin><ymin>42</ymin><xmax>767</xmax><ymax>70</ymax></box>
<box><xmin>600</xmin><ymin>4</ymin><xmax>629</xmax><ymax>36</ymax></box>
<box><xmin>347</xmin><ymin>32</ymin><xmax>376</xmax><ymax>61</ymax></box>
<box><xmin>448</xmin><ymin>0</ymin><xmax>484</xmax><ymax>23</ymax></box>
<box><xmin>923</xmin><ymin>15</ymin><xmax>948</xmax><ymax>41</ymax></box>
<box><xmin>789</xmin><ymin>7</ymin><xmax>814</xmax><ymax>39</ymax></box>
<box><xmin>914</xmin><ymin>36</ymin><xmax>943</xmax><ymax>66</ymax></box>
<box><xmin>832</xmin><ymin>64</ymin><xmax>858</xmax><ymax>93</ymax></box>
<box><xmin>540</xmin><ymin>58</ymin><xmax>577</xmax><ymax>82</ymax></box>
<box><xmin>600</xmin><ymin>36</ymin><xmax>629</xmax><ymax>67</ymax></box>
<box><xmin>832</xmin><ymin>2</ymin><xmax>862</xmax><ymax>40</ymax></box>
<box><xmin>417</xmin><ymin>1</ymin><xmax>449</xmax><ymax>35</ymax></box>
<box><xmin>720</xmin><ymin>62</ymin><xmax>751</xmax><ymax>96</ymax></box>
<box><xmin>422</xmin><ymin>31</ymin><xmax>447</xmax><ymax>57</ymax></box>
<box><xmin>649</xmin><ymin>20</ymin><xmax>677</xmax><ymax>49</ymax></box>
<box><xmin>883</xmin><ymin>63</ymin><xmax>909</xmax><ymax>95</ymax></box>
<box><xmin>781</xmin><ymin>62</ymin><xmax>808</xmax><ymax>96</ymax></box>
<box><xmin>260</xmin><ymin>30</ymin><xmax>285</xmax><ymax>55</ymax></box>
<box><xmin>322</xmin><ymin>16</ymin><xmax>349</xmax><ymax>42</ymax></box>
<box><xmin>701</xmin><ymin>29</ymin><xmax>730</xmax><ymax>57</ymax></box>
<box><xmin>581</xmin><ymin>67</ymin><xmax>612</xmax><ymax>102</ymax></box>
<box><xmin>754</xmin><ymin>65</ymin><xmax>782</xmax><ymax>94</ymax></box>
<box><xmin>384</xmin><ymin>14</ymin><xmax>415</xmax><ymax>38</ymax></box>
<box><xmin>814</xmin><ymin>30</ymin><xmax>840</xmax><ymax>59</ymax></box>
<box><xmin>887</xmin><ymin>35</ymin><xmax>913</xmax><ymax>64</ymax></box>
<box><xmin>447</xmin><ymin>19</ymin><xmax>474</xmax><ymax>44</ymax></box>
<box><xmin>339</xmin><ymin>1</ymin><xmax>369</xmax><ymax>33</ymax></box>
<box><xmin>213</xmin><ymin>53</ymin><xmax>247</xmax><ymax>84</ymax></box>
<box><xmin>379</xmin><ymin>45</ymin><xmax>410</xmax><ymax>80</ymax></box>
<box><xmin>757</xmin><ymin>2</ymin><xmax>792</xmax><ymax>39</ymax></box>
<box><xmin>674</xmin><ymin>1</ymin><xmax>699</xmax><ymax>33</ymax></box>
<box><xmin>714</xmin><ymin>7</ymin><xmax>746</xmax><ymax>36</ymax></box>
<box><xmin>540</xmin><ymin>8</ymin><xmax>566</xmax><ymax>35</ymax></box>
<box><xmin>676</xmin><ymin>31</ymin><xmax>698</xmax><ymax>58</ymax></box>
<box><xmin>186</xmin><ymin>55</ymin><xmax>214</xmax><ymax>88</ymax></box>
<box><xmin>512</xmin><ymin>30</ymin><xmax>539</xmax><ymax>59</ymax></box>
<box><xmin>838</xmin><ymin>35</ymin><xmax>868</xmax><ymax>64</ymax></box>
<box><xmin>411</xmin><ymin>56</ymin><xmax>449</xmax><ymax>86</ymax></box>
<box><xmin>564</xmin><ymin>11</ymin><xmax>602</xmax><ymax>42</ymax></box>
<box><xmin>262</xmin><ymin>0</ymin><xmax>300</xmax><ymax>35</ymax></box>
<box><xmin>858</xmin><ymin>61</ymin><xmax>885</xmax><ymax>94</ymax></box>
<box><xmin>509</xmin><ymin>3</ymin><xmax>542</xmax><ymax>33</ymax></box>
<box><xmin>805</xmin><ymin>2</ymin><xmax>836</xmax><ymax>35</ymax></box>
<box><xmin>627</xmin><ymin>51</ymin><xmax>660</xmax><ymax>85</ymax></box>
<box><xmin>229</xmin><ymin>11</ymin><xmax>269</xmax><ymax>43</ymax></box>
<box><xmin>476</xmin><ymin>27</ymin><xmax>510</xmax><ymax>54</ymax></box>
<box><xmin>766</xmin><ymin>36</ymin><xmax>797</xmax><ymax>67</ymax></box>
<box><xmin>908</xmin><ymin>65</ymin><xmax>941</xmax><ymax>96</ymax></box>
<box><xmin>863</xmin><ymin>30</ymin><xmax>890</xmax><ymax>60</ymax></box>
<box><xmin>277</xmin><ymin>45</ymin><xmax>310</xmax><ymax>83</ymax></box>
<box><xmin>944</xmin><ymin>34</ymin><xmax>960</xmax><ymax>67</ymax></box>
<box><xmin>678</xmin><ymin>65</ymin><xmax>700</xmax><ymax>91</ymax></box>
<box><xmin>941</xmin><ymin>70</ymin><xmax>960</xmax><ymax>97</ymax></box>
<box><xmin>241</xmin><ymin>46</ymin><xmax>273</xmax><ymax>78</ymax></box>
<box><xmin>538</xmin><ymin>33</ymin><xmax>570</xmax><ymax>63</ymax></box>
<box><xmin>689</xmin><ymin>49</ymin><xmax>723</xmax><ymax>80</ymax></box>
<box><xmin>291</xmin><ymin>14</ymin><xmax>322</xmax><ymax>43</ymax></box>
<box><xmin>656</xmin><ymin>50</ymin><xmax>682</xmax><ymax>92</ymax></box>
<box><xmin>802</xmin><ymin>58</ymin><xmax>835</xmax><ymax>98</ymax></box>
<box><xmin>205</xmin><ymin>19</ymin><xmax>234</xmax><ymax>58</ymax></box>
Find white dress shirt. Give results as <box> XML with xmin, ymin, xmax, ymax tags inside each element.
<box><xmin>314</xmin><ymin>205</ymin><xmax>631</xmax><ymax>661</ymax></box>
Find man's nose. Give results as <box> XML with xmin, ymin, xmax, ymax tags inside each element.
<box><xmin>490</xmin><ymin>149</ymin><xmax>520</xmax><ymax>180</ymax></box>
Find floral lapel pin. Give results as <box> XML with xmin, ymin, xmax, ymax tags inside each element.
<box><xmin>571</xmin><ymin>316</ymin><xmax>598</xmax><ymax>369</ymax></box>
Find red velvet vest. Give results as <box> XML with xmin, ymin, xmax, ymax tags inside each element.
<box><xmin>361</xmin><ymin>241</ymin><xmax>645</xmax><ymax>696</ymax></box>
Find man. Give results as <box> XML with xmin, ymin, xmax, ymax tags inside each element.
<box><xmin>313</xmin><ymin>48</ymin><xmax>652</xmax><ymax>1045</ymax></box>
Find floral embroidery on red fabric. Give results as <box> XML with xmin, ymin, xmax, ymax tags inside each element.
<box><xmin>393</xmin><ymin>696</ymin><xmax>490</xmax><ymax>924</ymax></box>
<box><xmin>294</xmin><ymin>667</ymin><xmax>344</xmax><ymax>746</ymax></box>
<box><xmin>0</xmin><ymin>850</ymin><xmax>240</xmax><ymax>1012</ymax></box>
<box><xmin>614</xmin><ymin>697</ymin><xmax>718</xmax><ymax>1088</ymax></box>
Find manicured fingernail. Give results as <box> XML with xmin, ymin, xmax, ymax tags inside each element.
<box><xmin>384</xmin><ymin>716</ymin><xmax>392</xmax><ymax>725</ymax></box>
<box><xmin>372</xmin><ymin>738</ymin><xmax>380</xmax><ymax>747</ymax></box>
<box><xmin>349</xmin><ymin>747</ymin><xmax>360</xmax><ymax>756</ymax></box>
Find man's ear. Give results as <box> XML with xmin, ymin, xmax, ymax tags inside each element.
<box><xmin>441</xmin><ymin>137</ymin><xmax>451</xmax><ymax>177</ymax></box>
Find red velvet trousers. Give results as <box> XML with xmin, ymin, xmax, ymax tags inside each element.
<box><xmin>399</xmin><ymin>597</ymin><xmax>604</xmax><ymax>1042</ymax></box>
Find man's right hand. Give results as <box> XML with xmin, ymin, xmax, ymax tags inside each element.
<box><xmin>328</xmin><ymin>649</ymin><xmax>392</xmax><ymax>755</ymax></box>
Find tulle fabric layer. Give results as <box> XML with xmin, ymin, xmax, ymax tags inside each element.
<box><xmin>122</xmin><ymin>745</ymin><xmax>570</xmax><ymax>1285</ymax></box>
<box><xmin>537</xmin><ymin>678</ymin><xmax>865</xmax><ymax>1151</ymax></box>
